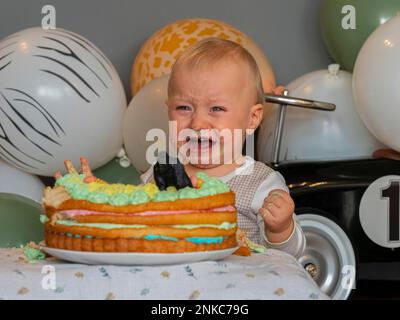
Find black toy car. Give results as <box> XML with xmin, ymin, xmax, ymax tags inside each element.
<box><xmin>276</xmin><ymin>158</ymin><xmax>400</xmax><ymax>299</ymax></box>
<box><xmin>258</xmin><ymin>93</ymin><xmax>400</xmax><ymax>299</ymax></box>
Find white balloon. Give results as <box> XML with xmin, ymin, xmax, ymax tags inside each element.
<box><xmin>0</xmin><ymin>27</ymin><xmax>126</xmax><ymax>176</ymax></box>
<box><xmin>123</xmin><ymin>75</ymin><xmax>169</xmax><ymax>173</ymax></box>
<box><xmin>353</xmin><ymin>16</ymin><xmax>400</xmax><ymax>152</ymax></box>
<box><xmin>0</xmin><ymin>158</ymin><xmax>44</xmax><ymax>203</ymax></box>
<box><xmin>257</xmin><ymin>65</ymin><xmax>384</xmax><ymax>163</ymax></box>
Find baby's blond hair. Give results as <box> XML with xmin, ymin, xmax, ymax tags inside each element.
<box><xmin>168</xmin><ymin>37</ymin><xmax>265</xmax><ymax>105</ymax></box>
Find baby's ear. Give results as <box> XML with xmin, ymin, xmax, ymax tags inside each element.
<box><xmin>248</xmin><ymin>103</ymin><xmax>264</xmax><ymax>130</ymax></box>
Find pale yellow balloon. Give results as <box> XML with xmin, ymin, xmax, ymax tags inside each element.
<box><xmin>131</xmin><ymin>18</ymin><xmax>276</xmax><ymax>95</ymax></box>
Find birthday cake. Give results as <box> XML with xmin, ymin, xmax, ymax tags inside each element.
<box><xmin>42</xmin><ymin>157</ymin><xmax>237</xmax><ymax>253</ymax></box>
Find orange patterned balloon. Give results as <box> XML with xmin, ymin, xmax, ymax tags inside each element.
<box><xmin>131</xmin><ymin>18</ymin><xmax>276</xmax><ymax>95</ymax></box>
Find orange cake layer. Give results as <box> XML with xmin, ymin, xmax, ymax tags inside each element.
<box><xmin>45</xmin><ymin>231</ymin><xmax>237</xmax><ymax>253</ymax></box>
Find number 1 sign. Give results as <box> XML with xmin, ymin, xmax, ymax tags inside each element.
<box><xmin>360</xmin><ymin>175</ymin><xmax>400</xmax><ymax>248</ymax></box>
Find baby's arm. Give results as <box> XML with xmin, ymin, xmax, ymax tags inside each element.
<box><xmin>251</xmin><ymin>171</ymin><xmax>306</xmax><ymax>258</ymax></box>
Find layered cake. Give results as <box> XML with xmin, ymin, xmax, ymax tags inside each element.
<box><xmin>42</xmin><ymin>157</ymin><xmax>237</xmax><ymax>253</ymax></box>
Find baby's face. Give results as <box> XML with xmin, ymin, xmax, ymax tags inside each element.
<box><xmin>166</xmin><ymin>58</ymin><xmax>263</xmax><ymax>169</ymax></box>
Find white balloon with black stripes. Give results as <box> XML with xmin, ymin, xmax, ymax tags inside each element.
<box><xmin>0</xmin><ymin>27</ymin><xmax>126</xmax><ymax>176</ymax></box>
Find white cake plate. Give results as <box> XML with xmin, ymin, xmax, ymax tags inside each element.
<box><xmin>42</xmin><ymin>246</ymin><xmax>238</xmax><ymax>266</ymax></box>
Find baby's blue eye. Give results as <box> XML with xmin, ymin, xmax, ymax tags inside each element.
<box><xmin>211</xmin><ymin>106</ymin><xmax>225</xmax><ymax>112</ymax></box>
<box><xmin>176</xmin><ymin>105</ymin><xmax>191</xmax><ymax>111</ymax></box>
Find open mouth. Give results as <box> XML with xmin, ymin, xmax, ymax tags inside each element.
<box><xmin>186</xmin><ymin>136</ymin><xmax>217</xmax><ymax>151</ymax></box>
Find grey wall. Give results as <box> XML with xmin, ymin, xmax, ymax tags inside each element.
<box><xmin>0</xmin><ymin>0</ymin><xmax>333</xmax><ymax>100</ymax></box>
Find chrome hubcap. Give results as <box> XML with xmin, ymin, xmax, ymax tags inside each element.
<box><xmin>298</xmin><ymin>214</ymin><xmax>356</xmax><ymax>300</ymax></box>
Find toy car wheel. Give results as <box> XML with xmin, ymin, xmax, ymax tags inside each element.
<box><xmin>297</xmin><ymin>212</ymin><xmax>357</xmax><ymax>300</ymax></box>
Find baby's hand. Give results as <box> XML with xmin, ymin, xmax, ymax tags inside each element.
<box><xmin>271</xmin><ymin>86</ymin><xmax>286</xmax><ymax>96</ymax></box>
<box><xmin>265</xmin><ymin>84</ymin><xmax>286</xmax><ymax>96</ymax></box>
<box><xmin>259</xmin><ymin>189</ymin><xmax>295</xmax><ymax>243</ymax></box>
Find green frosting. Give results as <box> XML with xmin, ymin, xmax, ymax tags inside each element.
<box><xmin>172</xmin><ymin>222</ymin><xmax>236</xmax><ymax>230</ymax></box>
<box><xmin>67</xmin><ymin>183</ymin><xmax>90</xmax><ymax>200</ymax></box>
<box><xmin>153</xmin><ymin>191</ymin><xmax>179</xmax><ymax>202</ymax></box>
<box><xmin>176</xmin><ymin>175</ymin><xmax>229</xmax><ymax>199</ymax></box>
<box><xmin>109</xmin><ymin>193</ymin><xmax>131</xmax><ymax>206</ymax></box>
<box><xmin>130</xmin><ymin>190</ymin><xmax>150</xmax><ymax>204</ymax></box>
<box><xmin>40</xmin><ymin>215</ymin><xmax>49</xmax><ymax>224</ymax></box>
<box><xmin>246</xmin><ymin>238</ymin><xmax>267</xmax><ymax>253</ymax></box>
<box><xmin>196</xmin><ymin>172</ymin><xmax>208</xmax><ymax>180</ymax></box>
<box><xmin>200</xmin><ymin>178</ymin><xmax>229</xmax><ymax>195</ymax></box>
<box><xmin>195</xmin><ymin>188</ymin><xmax>212</xmax><ymax>197</ymax></box>
<box><xmin>87</xmin><ymin>192</ymin><xmax>109</xmax><ymax>204</ymax></box>
<box><xmin>54</xmin><ymin>171</ymin><xmax>230</xmax><ymax>205</ymax></box>
<box><xmin>55</xmin><ymin>173</ymin><xmax>85</xmax><ymax>188</ymax></box>
<box><xmin>178</xmin><ymin>187</ymin><xmax>200</xmax><ymax>199</ymax></box>
<box><xmin>23</xmin><ymin>244</ymin><xmax>46</xmax><ymax>264</ymax></box>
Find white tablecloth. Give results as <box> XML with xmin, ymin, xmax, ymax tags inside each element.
<box><xmin>0</xmin><ymin>248</ymin><xmax>329</xmax><ymax>300</ymax></box>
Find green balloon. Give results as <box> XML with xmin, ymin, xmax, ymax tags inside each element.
<box><xmin>321</xmin><ymin>0</ymin><xmax>400</xmax><ymax>71</ymax></box>
<box><xmin>0</xmin><ymin>193</ymin><xmax>44</xmax><ymax>248</ymax></box>
<box><xmin>93</xmin><ymin>157</ymin><xmax>141</xmax><ymax>184</ymax></box>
